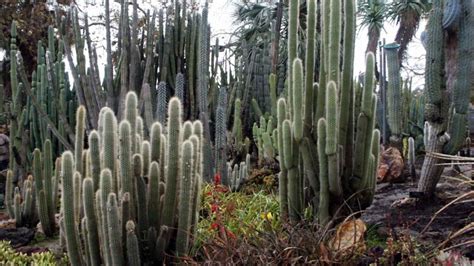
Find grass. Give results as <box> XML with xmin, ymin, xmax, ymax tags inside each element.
<box><xmin>366</xmin><ymin>224</ymin><xmax>387</xmax><ymax>250</ymax></box>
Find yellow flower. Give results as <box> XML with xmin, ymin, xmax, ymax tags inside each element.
<box><xmin>260</xmin><ymin>212</ymin><xmax>273</xmax><ymax>220</ymax></box>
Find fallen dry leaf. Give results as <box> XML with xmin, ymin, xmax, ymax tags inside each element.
<box><xmin>329</xmin><ymin>219</ymin><xmax>367</xmax><ymax>258</ymax></box>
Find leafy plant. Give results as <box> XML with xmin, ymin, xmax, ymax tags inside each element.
<box><xmin>194</xmin><ymin>176</ymin><xmax>280</xmax><ymax>251</ymax></box>
<box><xmin>0</xmin><ymin>241</ymin><xmax>59</xmax><ymax>265</ymax></box>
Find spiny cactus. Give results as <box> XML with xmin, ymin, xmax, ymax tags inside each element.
<box><xmin>215</xmin><ymin>87</ymin><xmax>228</xmax><ymax>184</ymax></box>
<box><xmin>418</xmin><ymin>0</ymin><xmax>473</xmax><ymax>196</ymax></box>
<box><xmin>253</xmin><ymin>116</ymin><xmax>278</xmax><ymax>164</ymax></box>
<box><xmin>5</xmin><ymin>171</ymin><xmax>36</xmax><ymax>227</ymax></box>
<box><xmin>33</xmin><ymin>139</ymin><xmax>57</xmax><ymax>237</ymax></box>
<box><xmin>156</xmin><ymin>81</ymin><xmax>168</xmax><ymax>125</ymax></box>
<box><xmin>57</xmin><ymin>91</ymin><xmax>203</xmax><ymax>264</ymax></box>
<box><xmin>278</xmin><ymin>0</ymin><xmax>379</xmax><ymax>224</ymax></box>
<box><xmin>384</xmin><ymin>43</ymin><xmax>403</xmax><ymax>142</ymax></box>
<box><xmin>228</xmin><ymin>155</ymin><xmax>251</xmax><ymax>192</ymax></box>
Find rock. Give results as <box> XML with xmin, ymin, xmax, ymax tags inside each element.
<box><xmin>0</xmin><ymin>227</ymin><xmax>35</xmax><ymax>247</ymax></box>
<box><xmin>377</xmin><ymin>147</ymin><xmax>405</xmax><ymax>183</ymax></box>
<box><xmin>376</xmin><ymin>226</ymin><xmax>391</xmax><ymax>237</ymax></box>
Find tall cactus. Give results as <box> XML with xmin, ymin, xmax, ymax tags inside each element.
<box><xmin>215</xmin><ymin>87</ymin><xmax>228</xmax><ymax>184</ymax></box>
<box><xmin>278</xmin><ymin>0</ymin><xmax>379</xmax><ymax>224</ymax></box>
<box><xmin>418</xmin><ymin>0</ymin><xmax>473</xmax><ymax>196</ymax></box>
<box><xmin>384</xmin><ymin>43</ymin><xmax>403</xmax><ymax>142</ymax></box>
<box><xmin>56</xmin><ymin>91</ymin><xmax>203</xmax><ymax>264</ymax></box>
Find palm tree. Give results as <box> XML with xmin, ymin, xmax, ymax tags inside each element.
<box><xmin>358</xmin><ymin>0</ymin><xmax>388</xmax><ymax>57</ymax></box>
<box><xmin>388</xmin><ymin>0</ymin><xmax>430</xmax><ymax>65</ymax></box>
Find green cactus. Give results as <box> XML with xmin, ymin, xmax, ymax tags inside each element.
<box><xmin>82</xmin><ymin>178</ymin><xmax>100</xmax><ymax>266</ymax></box>
<box><xmin>119</xmin><ymin>120</ymin><xmax>133</xmax><ymax>197</ymax></box>
<box><xmin>277</xmin><ymin>0</ymin><xmax>379</xmax><ymax>224</ymax></box>
<box><xmin>156</xmin><ymin>81</ymin><xmax>168</xmax><ymax>125</ymax></box>
<box><xmin>418</xmin><ymin>0</ymin><xmax>473</xmax><ymax>196</ymax></box>
<box><xmin>126</xmin><ymin>221</ymin><xmax>141</xmax><ymax>266</ymax></box>
<box><xmin>148</xmin><ymin>162</ymin><xmax>161</xmax><ymax>230</ymax></box>
<box><xmin>176</xmin><ymin>140</ymin><xmax>194</xmax><ymax>255</ymax></box>
<box><xmin>107</xmin><ymin>193</ymin><xmax>124</xmax><ymax>266</ymax></box>
<box><xmin>61</xmin><ymin>151</ymin><xmax>82</xmax><ymax>266</ymax></box>
<box><xmin>215</xmin><ymin>87</ymin><xmax>228</xmax><ymax>184</ymax></box>
<box><xmin>160</xmin><ymin>97</ymin><xmax>182</xmax><ymax>237</ymax></box>
<box><xmin>384</xmin><ymin>43</ymin><xmax>402</xmax><ymax>141</ymax></box>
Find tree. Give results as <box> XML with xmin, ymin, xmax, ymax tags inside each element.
<box><xmin>358</xmin><ymin>0</ymin><xmax>388</xmax><ymax>57</ymax></box>
<box><xmin>388</xmin><ymin>0</ymin><xmax>430</xmax><ymax>65</ymax></box>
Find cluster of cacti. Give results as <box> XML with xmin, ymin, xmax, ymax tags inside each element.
<box><xmin>277</xmin><ymin>0</ymin><xmax>379</xmax><ymax>224</ymax></box>
<box><xmin>4</xmin><ymin>171</ymin><xmax>36</xmax><ymax>227</ymax></box>
<box><xmin>7</xmin><ymin>20</ymin><xmax>76</xmax><ymax>196</ymax></box>
<box><xmin>252</xmin><ymin>116</ymin><xmax>278</xmax><ymax>164</ymax></box>
<box><xmin>230</xmin><ymin>36</ymin><xmax>275</xmax><ymax>134</ymax></box>
<box><xmin>418</xmin><ymin>0</ymin><xmax>473</xmax><ymax>196</ymax></box>
<box><xmin>59</xmin><ymin>92</ymin><xmax>203</xmax><ymax>265</ymax></box>
<box><xmin>227</xmin><ymin>154</ymin><xmax>251</xmax><ymax>191</ymax></box>
<box><xmin>32</xmin><ymin>140</ymin><xmax>59</xmax><ymax>237</ymax></box>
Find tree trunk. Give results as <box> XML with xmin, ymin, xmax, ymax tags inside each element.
<box><xmin>366</xmin><ymin>26</ymin><xmax>380</xmax><ymax>58</ymax></box>
<box><xmin>395</xmin><ymin>9</ymin><xmax>420</xmax><ymax>65</ymax></box>
<box><xmin>367</xmin><ymin>26</ymin><xmax>380</xmax><ymax>80</ymax></box>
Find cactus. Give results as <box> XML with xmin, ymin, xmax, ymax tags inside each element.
<box><xmin>176</xmin><ymin>140</ymin><xmax>194</xmax><ymax>255</ymax></box>
<box><xmin>126</xmin><ymin>221</ymin><xmax>141</xmax><ymax>266</ymax></box>
<box><xmin>61</xmin><ymin>151</ymin><xmax>83</xmax><ymax>266</ymax></box>
<box><xmin>5</xmin><ymin>171</ymin><xmax>36</xmax><ymax>227</ymax></box>
<box><xmin>418</xmin><ymin>0</ymin><xmax>473</xmax><ymax>196</ymax></box>
<box><xmin>277</xmin><ymin>0</ymin><xmax>379</xmax><ymax>224</ymax></box>
<box><xmin>55</xmin><ymin>91</ymin><xmax>203</xmax><ymax>264</ymax></box>
<box><xmin>408</xmin><ymin>137</ymin><xmax>416</xmax><ymax>179</ymax></box>
<box><xmin>253</xmin><ymin>116</ymin><xmax>278</xmax><ymax>164</ymax></box>
<box><xmin>384</xmin><ymin>43</ymin><xmax>402</xmax><ymax>142</ymax></box>
<box><xmin>228</xmin><ymin>155</ymin><xmax>251</xmax><ymax>191</ymax></box>
<box><xmin>215</xmin><ymin>87</ymin><xmax>228</xmax><ymax>184</ymax></box>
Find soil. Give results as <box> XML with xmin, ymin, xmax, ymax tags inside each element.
<box><xmin>362</xmin><ymin>166</ymin><xmax>474</xmax><ymax>259</ymax></box>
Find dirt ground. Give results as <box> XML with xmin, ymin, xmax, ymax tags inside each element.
<box><xmin>362</xmin><ymin>166</ymin><xmax>474</xmax><ymax>259</ymax></box>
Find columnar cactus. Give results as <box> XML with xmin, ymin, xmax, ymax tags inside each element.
<box><xmin>253</xmin><ymin>116</ymin><xmax>278</xmax><ymax>164</ymax></box>
<box><xmin>4</xmin><ymin>171</ymin><xmax>36</xmax><ymax>227</ymax></box>
<box><xmin>418</xmin><ymin>0</ymin><xmax>473</xmax><ymax>196</ymax></box>
<box><xmin>215</xmin><ymin>87</ymin><xmax>228</xmax><ymax>184</ymax></box>
<box><xmin>278</xmin><ymin>0</ymin><xmax>379</xmax><ymax>224</ymax></box>
<box><xmin>58</xmin><ymin>91</ymin><xmax>203</xmax><ymax>264</ymax></box>
<box><xmin>384</xmin><ymin>43</ymin><xmax>402</xmax><ymax>142</ymax></box>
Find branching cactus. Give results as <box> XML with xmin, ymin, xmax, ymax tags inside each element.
<box><xmin>253</xmin><ymin>116</ymin><xmax>278</xmax><ymax>164</ymax></box>
<box><xmin>278</xmin><ymin>0</ymin><xmax>379</xmax><ymax>224</ymax></box>
<box><xmin>58</xmin><ymin>90</ymin><xmax>203</xmax><ymax>264</ymax></box>
<box><xmin>418</xmin><ymin>0</ymin><xmax>473</xmax><ymax>197</ymax></box>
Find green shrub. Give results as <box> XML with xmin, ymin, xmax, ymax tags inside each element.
<box><xmin>0</xmin><ymin>241</ymin><xmax>59</xmax><ymax>265</ymax></box>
